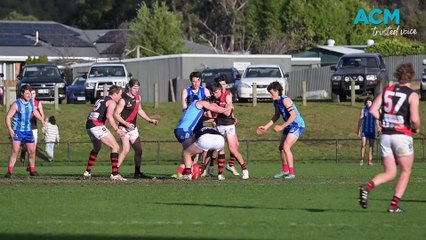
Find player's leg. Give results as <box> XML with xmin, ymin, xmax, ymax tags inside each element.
<box><xmin>280</xmin><ymin>132</ymin><xmax>299</xmax><ymax>179</ymax></box>
<box><xmin>117</xmin><ymin>135</ymin><xmax>131</xmax><ymax>167</ymax></box>
<box><xmin>100</xmin><ymin>132</ymin><xmax>125</xmax><ymax>181</ymax></box>
<box><xmin>5</xmin><ymin>139</ymin><xmax>22</xmax><ymax>177</ymax></box>
<box><xmin>360</xmin><ymin>135</ymin><xmax>367</xmax><ymax>165</ymax></box>
<box><xmin>368</xmin><ymin>137</ymin><xmax>375</xmax><ymax>165</ymax></box>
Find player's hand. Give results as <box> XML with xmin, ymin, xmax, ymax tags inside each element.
<box><xmin>412</xmin><ymin>128</ymin><xmax>420</xmax><ymax>134</ymax></box>
<box><xmin>273</xmin><ymin>125</ymin><xmax>284</xmax><ymax>133</ymax></box>
<box><xmin>149</xmin><ymin>119</ymin><xmax>158</xmax><ymax>126</ymax></box>
<box><xmin>256</xmin><ymin>126</ymin><xmax>266</xmax><ymax>135</ymax></box>
<box><xmin>126</xmin><ymin>123</ymin><xmax>135</xmax><ymax>131</ymax></box>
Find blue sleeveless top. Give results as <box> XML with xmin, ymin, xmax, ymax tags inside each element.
<box><xmin>273</xmin><ymin>96</ymin><xmax>305</xmax><ymax>129</ymax></box>
<box><xmin>362</xmin><ymin>107</ymin><xmax>376</xmax><ymax>134</ymax></box>
<box><xmin>186</xmin><ymin>86</ymin><xmax>206</xmax><ymax>105</ymax></box>
<box><xmin>176</xmin><ymin>100</ymin><xmax>204</xmax><ymax>131</ymax></box>
<box><xmin>12</xmin><ymin>99</ymin><xmax>34</xmax><ymax>131</ymax></box>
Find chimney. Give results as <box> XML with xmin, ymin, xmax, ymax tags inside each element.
<box><xmin>34</xmin><ymin>31</ymin><xmax>39</xmax><ymax>45</ymax></box>
<box><xmin>327</xmin><ymin>39</ymin><xmax>335</xmax><ymax>47</ymax></box>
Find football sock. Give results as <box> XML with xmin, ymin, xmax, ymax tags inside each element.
<box><xmin>111</xmin><ymin>152</ymin><xmax>119</xmax><ymax>176</ymax></box>
<box><xmin>29</xmin><ymin>166</ymin><xmax>36</xmax><ymax>173</ymax></box>
<box><xmin>367</xmin><ymin>181</ymin><xmax>375</xmax><ymax>191</ymax></box>
<box><xmin>177</xmin><ymin>166</ymin><xmax>184</xmax><ymax>174</ymax></box>
<box><xmin>283</xmin><ymin>164</ymin><xmax>289</xmax><ymax>173</ymax></box>
<box><xmin>389</xmin><ymin>196</ymin><xmax>401</xmax><ymax>209</ymax></box>
<box><xmin>200</xmin><ymin>162</ymin><xmax>206</xmax><ymax>173</ymax></box>
<box><xmin>241</xmin><ymin>163</ymin><xmax>247</xmax><ymax>170</ymax></box>
<box><xmin>7</xmin><ymin>166</ymin><xmax>14</xmax><ymax>174</ymax></box>
<box><xmin>210</xmin><ymin>158</ymin><xmax>215</xmax><ymax>167</ymax></box>
<box><xmin>229</xmin><ymin>153</ymin><xmax>236</xmax><ymax>167</ymax></box>
<box><xmin>86</xmin><ymin>150</ymin><xmax>98</xmax><ymax>173</ymax></box>
<box><xmin>135</xmin><ymin>166</ymin><xmax>141</xmax><ymax>174</ymax></box>
<box><xmin>184</xmin><ymin>168</ymin><xmax>192</xmax><ymax>175</ymax></box>
<box><xmin>289</xmin><ymin>167</ymin><xmax>295</xmax><ymax>175</ymax></box>
<box><xmin>218</xmin><ymin>154</ymin><xmax>225</xmax><ymax>174</ymax></box>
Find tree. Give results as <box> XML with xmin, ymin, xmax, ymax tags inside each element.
<box><xmin>128</xmin><ymin>1</ymin><xmax>185</xmax><ymax>57</ymax></box>
<box><xmin>3</xmin><ymin>10</ymin><xmax>37</xmax><ymax>21</ymax></box>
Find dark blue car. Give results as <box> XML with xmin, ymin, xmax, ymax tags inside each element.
<box><xmin>66</xmin><ymin>76</ymin><xmax>86</xmax><ymax>104</ymax></box>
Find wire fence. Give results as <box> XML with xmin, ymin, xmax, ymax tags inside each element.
<box><xmin>2</xmin><ymin>137</ymin><xmax>425</xmax><ymax>166</ymax></box>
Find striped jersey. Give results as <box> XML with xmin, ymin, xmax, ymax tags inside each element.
<box><xmin>42</xmin><ymin>122</ymin><xmax>60</xmax><ymax>143</ymax></box>
<box><xmin>12</xmin><ymin>99</ymin><xmax>34</xmax><ymax>131</ymax></box>
<box><xmin>274</xmin><ymin>96</ymin><xmax>305</xmax><ymax>129</ymax></box>
<box><xmin>85</xmin><ymin>96</ymin><xmax>111</xmax><ymax>129</ymax></box>
<box><xmin>119</xmin><ymin>93</ymin><xmax>140</xmax><ymax>127</ymax></box>
<box><xmin>30</xmin><ymin>100</ymin><xmax>41</xmax><ymax>129</ymax></box>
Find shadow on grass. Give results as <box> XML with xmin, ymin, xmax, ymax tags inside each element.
<box><xmin>0</xmin><ymin>234</ymin><xmax>239</xmax><ymax>240</ymax></box>
<box><xmin>154</xmin><ymin>202</ymin><xmax>367</xmax><ymax>213</ymax></box>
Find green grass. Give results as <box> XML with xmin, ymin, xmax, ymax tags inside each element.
<box><xmin>1</xmin><ymin>101</ymin><xmax>426</xmax><ymax>165</ymax></box>
<box><xmin>0</xmin><ymin>163</ymin><xmax>425</xmax><ymax>240</ymax></box>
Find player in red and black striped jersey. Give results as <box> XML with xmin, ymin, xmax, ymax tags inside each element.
<box><xmin>83</xmin><ymin>85</ymin><xmax>127</xmax><ymax>181</ymax></box>
<box><xmin>114</xmin><ymin>79</ymin><xmax>158</xmax><ymax>179</ymax></box>
<box><xmin>359</xmin><ymin>63</ymin><xmax>420</xmax><ymax>213</ymax></box>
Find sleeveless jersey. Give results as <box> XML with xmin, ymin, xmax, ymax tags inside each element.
<box><xmin>85</xmin><ymin>96</ymin><xmax>112</xmax><ymax>129</ymax></box>
<box><xmin>216</xmin><ymin>90</ymin><xmax>234</xmax><ymax>126</ymax></box>
<box><xmin>175</xmin><ymin>100</ymin><xmax>204</xmax><ymax>131</ymax></box>
<box><xmin>119</xmin><ymin>93</ymin><xmax>140</xmax><ymax>127</ymax></box>
<box><xmin>362</xmin><ymin>107</ymin><xmax>376</xmax><ymax>134</ymax></box>
<box><xmin>274</xmin><ymin>96</ymin><xmax>305</xmax><ymax>129</ymax></box>
<box><xmin>186</xmin><ymin>86</ymin><xmax>206</xmax><ymax>105</ymax></box>
<box><xmin>12</xmin><ymin>99</ymin><xmax>34</xmax><ymax>131</ymax></box>
<box><xmin>30</xmin><ymin>100</ymin><xmax>40</xmax><ymax>129</ymax></box>
<box><xmin>194</xmin><ymin>127</ymin><xmax>222</xmax><ymax>140</ymax></box>
<box><xmin>380</xmin><ymin>84</ymin><xmax>414</xmax><ymax>136</ymax></box>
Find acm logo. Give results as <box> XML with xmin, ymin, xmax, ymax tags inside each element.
<box><xmin>354</xmin><ymin>9</ymin><xmax>400</xmax><ymax>25</ymax></box>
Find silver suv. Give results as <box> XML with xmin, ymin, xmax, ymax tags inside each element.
<box><xmin>84</xmin><ymin>63</ymin><xmax>131</xmax><ymax>103</ymax></box>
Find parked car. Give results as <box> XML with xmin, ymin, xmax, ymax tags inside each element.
<box><xmin>16</xmin><ymin>64</ymin><xmax>67</xmax><ymax>103</ymax></box>
<box><xmin>66</xmin><ymin>75</ymin><xmax>86</xmax><ymax>104</ymax></box>
<box><xmin>420</xmin><ymin>59</ymin><xmax>426</xmax><ymax>100</ymax></box>
<box><xmin>330</xmin><ymin>53</ymin><xmax>388</xmax><ymax>102</ymax></box>
<box><xmin>237</xmin><ymin>64</ymin><xmax>289</xmax><ymax>101</ymax></box>
<box><xmin>84</xmin><ymin>63</ymin><xmax>131</xmax><ymax>103</ymax></box>
<box><xmin>201</xmin><ymin>67</ymin><xmax>241</xmax><ymax>102</ymax></box>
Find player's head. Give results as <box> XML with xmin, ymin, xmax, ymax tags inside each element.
<box><xmin>108</xmin><ymin>85</ymin><xmax>122</xmax><ymax>102</ymax></box>
<box><xmin>267</xmin><ymin>81</ymin><xmax>283</xmax><ymax>96</ymax></box>
<box><xmin>127</xmin><ymin>79</ymin><xmax>140</xmax><ymax>96</ymax></box>
<box><xmin>394</xmin><ymin>63</ymin><xmax>414</xmax><ymax>84</ymax></box>
<box><xmin>210</xmin><ymin>82</ymin><xmax>222</xmax><ymax>99</ymax></box>
<box><xmin>189</xmin><ymin>71</ymin><xmax>202</xmax><ymax>89</ymax></box>
<box><xmin>364</xmin><ymin>97</ymin><xmax>373</xmax><ymax>108</ymax></box>
<box><xmin>20</xmin><ymin>84</ymin><xmax>32</xmax><ymax>101</ymax></box>
<box><xmin>214</xmin><ymin>75</ymin><xmax>227</xmax><ymax>90</ymax></box>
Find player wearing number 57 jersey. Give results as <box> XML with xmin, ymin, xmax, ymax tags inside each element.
<box><xmin>359</xmin><ymin>63</ymin><xmax>420</xmax><ymax>213</ymax></box>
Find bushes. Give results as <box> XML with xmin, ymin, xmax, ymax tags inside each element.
<box><xmin>365</xmin><ymin>39</ymin><xmax>426</xmax><ymax>57</ymax></box>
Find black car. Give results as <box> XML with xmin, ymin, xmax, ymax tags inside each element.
<box><xmin>330</xmin><ymin>53</ymin><xmax>388</xmax><ymax>102</ymax></box>
<box><xmin>66</xmin><ymin>75</ymin><xmax>86</xmax><ymax>104</ymax></box>
<box><xmin>201</xmin><ymin>68</ymin><xmax>241</xmax><ymax>102</ymax></box>
<box><xmin>16</xmin><ymin>64</ymin><xmax>67</xmax><ymax>103</ymax></box>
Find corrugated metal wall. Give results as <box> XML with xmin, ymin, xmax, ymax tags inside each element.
<box><xmin>71</xmin><ymin>54</ymin><xmax>320</xmax><ymax>102</ymax></box>
<box><xmin>288</xmin><ymin>55</ymin><xmax>426</xmax><ymax>98</ymax></box>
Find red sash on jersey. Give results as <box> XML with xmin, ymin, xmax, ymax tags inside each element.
<box><xmin>125</xmin><ymin>95</ymin><xmax>140</xmax><ymax>123</ymax></box>
<box><xmin>30</xmin><ymin>100</ymin><xmax>39</xmax><ymax>118</ymax></box>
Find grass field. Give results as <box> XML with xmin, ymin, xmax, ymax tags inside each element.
<box><xmin>1</xmin><ymin>163</ymin><xmax>426</xmax><ymax>240</ymax></box>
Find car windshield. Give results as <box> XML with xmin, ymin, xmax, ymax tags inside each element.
<box><xmin>89</xmin><ymin>66</ymin><xmax>125</xmax><ymax>77</ymax></box>
<box><xmin>72</xmin><ymin>77</ymin><xmax>86</xmax><ymax>86</ymax></box>
<box><xmin>243</xmin><ymin>67</ymin><xmax>281</xmax><ymax>78</ymax></box>
<box><xmin>202</xmin><ymin>70</ymin><xmax>234</xmax><ymax>85</ymax></box>
<box><xmin>23</xmin><ymin>66</ymin><xmax>60</xmax><ymax>78</ymax></box>
<box><xmin>339</xmin><ymin>57</ymin><xmax>379</xmax><ymax>68</ymax></box>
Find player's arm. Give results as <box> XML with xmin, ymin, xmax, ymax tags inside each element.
<box><xmin>38</xmin><ymin>101</ymin><xmax>45</xmax><ymax>121</ymax></box>
<box><xmin>106</xmin><ymin>99</ymin><xmax>122</xmax><ymax>135</ymax></box>
<box><xmin>204</xmin><ymin>88</ymin><xmax>211</xmax><ymax>98</ymax></box>
<box><xmin>138</xmin><ymin>102</ymin><xmax>158</xmax><ymax>125</ymax></box>
<box><xmin>257</xmin><ymin>107</ymin><xmax>280</xmax><ymax>134</ymax></box>
<box><xmin>5</xmin><ymin>102</ymin><xmax>17</xmax><ymax>138</ymax></box>
<box><xmin>357</xmin><ymin>109</ymin><xmax>364</xmax><ymax>136</ymax></box>
<box><xmin>32</xmin><ymin>106</ymin><xmax>45</xmax><ymax>126</ymax></box>
<box><xmin>181</xmin><ymin>89</ymin><xmax>188</xmax><ymax>110</ymax></box>
<box><xmin>199</xmin><ymin>101</ymin><xmax>231</xmax><ymax>114</ymax></box>
<box><xmin>409</xmin><ymin>92</ymin><xmax>420</xmax><ymax>133</ymax></box>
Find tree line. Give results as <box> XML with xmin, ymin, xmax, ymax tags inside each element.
<box><xmin>1</xmin><ymin>0</ymin><xmax>425</xmax><ymax>56</ymax></box>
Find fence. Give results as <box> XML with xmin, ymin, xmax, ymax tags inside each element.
<box><xmin>2</xmin><ymin>137</ymin><xmax>425</xmax><ymax>166</ymax></box>
<box><xmin>287</xmin><ymin>54</ymin><xmax>426</xmax><ymax>99</ymax></box>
